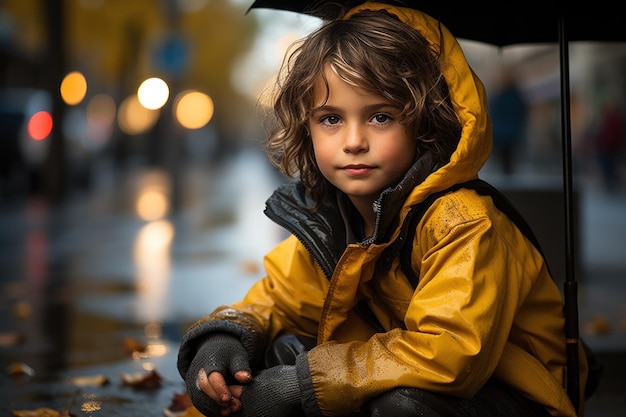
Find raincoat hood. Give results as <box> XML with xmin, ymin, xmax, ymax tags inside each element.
<box><xmin>346</xmin><ymin>3</ymin><xmax>493</xmax><ymax>202</ymax></box>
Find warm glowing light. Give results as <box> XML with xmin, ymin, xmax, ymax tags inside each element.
<box><xmin>134</xmin><ymin>220</ymin><xmax>174</xmax><ymax>264</ymax></box>
<box><xmin>174</xmin><ymin>90</ymin><xmax>214</xmax><ymax>129</ymax></box>
<box><xmin>27</xmin><ymin>111</ymin><xmax>53</xmax><ymax>140</ymax></box>
<box><xmin>132</xmin><ymin>343</ymin><xmax>169</xmax><ymax>360</ymax></box>
<box><xmin>134</xmin><ymin>169</ymin><xmax>171</xmax><ymax>221</ymax></box>
<box><xmin>60</xmin><ymin>71</ymin><xmax>88</xmax><ymax>105</ymax></box>
<box><xmin>137</xmin><ymin>77</ymin><xmax>169</xmax><ymax>110</ymax></box>
<box><xmin>136</xmin><ymin>188</ymin><xmax>169</xmax><ymax>221</ymax></box>
<box><xmin>133</xmin><ymin>219</ymin><xmax>174</xmax><ymax>322</ymax></box>
<box><xmin>118</xmin><ymin>95</ymin><xmax>159</xmax><ymax>135</ymax></box>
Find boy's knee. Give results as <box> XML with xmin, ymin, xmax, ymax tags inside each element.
<box><xmin>364</xmin><ymin>382</ymin><xmax>550</xmax><ymax>417</ymax></box>
<box><xmin>365</xmin><ymin>387</ymin><xmax>456</xmax><ymax>417</ymax></box>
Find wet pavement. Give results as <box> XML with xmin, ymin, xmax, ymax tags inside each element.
<box><xmin>1</xmin><ymin>147</ymin><xmax>625</xmax><ymax>416</ymax></box>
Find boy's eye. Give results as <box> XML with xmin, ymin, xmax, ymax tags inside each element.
<box><xmin>320</xmin><ymin>115</ymin><xmax>340</xmax><ymax>125</ymax></box>
<box><xmin>372</xmin><ymin>114</ymin><xmax>391</xmax><ymax>124</ymax></box>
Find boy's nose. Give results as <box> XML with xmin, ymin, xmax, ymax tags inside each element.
<box><xmin>343</xmin><ymin>124</ymin><xmax>369</xmax><ymax>153</ymax></box>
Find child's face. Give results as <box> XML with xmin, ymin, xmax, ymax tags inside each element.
<box><xmin>308</xmin><ymin>65</ymin><xmax>417</xmax><ymax>210</ymax></box>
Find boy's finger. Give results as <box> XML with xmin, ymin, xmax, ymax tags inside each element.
<box><xmin>234</xmin><ymin>370</ymin><xmax>252</xmax><ymax>384</ymax></box>
<box><xmin>208</xmin><ymin>370</ymin><xmax>233</xmax><ymax>403</ymax></box>
<box><xmin>196</xmin><ymin>369</ymin><xmax>231</xmax><ymax>404</ymax></box>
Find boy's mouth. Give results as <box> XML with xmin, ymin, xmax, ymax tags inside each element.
<box><xmin>343</xmin><ymin>164</ymin><xmax>374</xmax><ymax>175</ymax></box>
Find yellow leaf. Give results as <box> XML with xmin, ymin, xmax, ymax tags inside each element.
<box><xmin>6</xmin><ymin>362</ymin><xmax>35</xmax><ymax>377</ymax></box>
<box><xmin>183</xmin><ymin>406</ymin><xmax>205</xmax><ymax>417</ymax></box>
<box><xmin>119</xmin><ymin>369</ymin><xmax>162</xmax><ymax>388</ymax></box>
<box><xmin>12</xmin><ymin>408</ymin><xmax>62</xmax><ymax>417</ymax></box>
<box><xmin>67</xmin><ymin>374</ymin><xmax>110</xmax><ymax>386</ymax></box>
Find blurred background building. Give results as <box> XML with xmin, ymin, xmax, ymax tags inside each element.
<box><xmin>0</xmin><ymin>0</ymin><xmax>322</xmax><ymax>203</ymax></box>
<box><xmin>1</xmin><ymin>1</ymin><xmax>625</xmax><ymax>202</ymax></box>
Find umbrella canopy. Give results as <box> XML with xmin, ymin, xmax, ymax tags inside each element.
<box><xmin>247</xmin><ymin>1</ymin><xmax>625</xmax><ymax>412</ymax></box>
<box><xmin>248</xmin><ymin>0</ymin><xmax>625</xmax><ymax>45</ymax></box>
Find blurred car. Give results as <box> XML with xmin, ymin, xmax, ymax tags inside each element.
<box><xmin>0</xmin><ymin>87</ymin><xmax>52</xmax><ymax>194</ymax></box>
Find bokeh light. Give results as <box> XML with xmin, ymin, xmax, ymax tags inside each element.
<box><xmin>173</xmin><ymin>90</ymin><xmax>214</xmax><ymax>129</ymax></box>
<box><xmin>134</xmin><ymin>169</ymin><xmax>170</xmax><ymax>221</ymax></box>
<box><xmin>118</xmin><ymin>94</ymin><xmax>160</xmax><ymax>135</ymax></box>
<box><xmin>136</xmin><ymin>187</ymin><xmax>169</xmax><ymax>221</ymax></box>
<box><xmin>133</xmin><ymin>219</ymin><xmax>174</xmax><ymax>323</ymax></box>
<box><xmin>137</xmin><ymin>77</ymin><xmax>169</xmax><ymax>110</ymax></box>
<box><xmin>27</xmin><ymin>111</ymin><xmax>53</xmax><ymax>140</ymax></box>
<box><xmin>60</xmin><ymin>71</ymin><xmax>88</xmax><ymax>105</ymax></box>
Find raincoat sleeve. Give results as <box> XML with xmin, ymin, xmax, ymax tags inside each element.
<box><xmin>186</xmin><ymin>234</ymin><xmax>328</xmax><ymax>355</ymax></box>
<box><xmin>306</xmin><ymin>190</ymin><xmax>568</xmax><ymax>416</ymax></box>
<box><xmin>231</xmin><ymin>234</ymin><xmax>329</xmax><ymax>340</ymax></box>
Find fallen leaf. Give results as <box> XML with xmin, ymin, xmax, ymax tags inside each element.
<box><xmin>168</xmin><ymin>392</ymin><xmax>193</xmax><ymax>411</ymax></box>
<box><xmin>12</xmin><ymin>389</ymin><xmax>78</xmax><ymax>417</ymax></box>
<box><xmin>6</xmin><ymin>362</ymin><xmax>36</xmax><ymax>377</ymax></box>
<box><xmin>67</xmin><ymin>374</ymin><xmax>110</xmax><ymax>387</ymax></box>
<box><xmin>12</xmin><ymin>408</ymin><xmax>59</xmax><ymax>417</ymax></box>
<box><xmin>123</xmin><ymin>337</ymin><xmax>147</xmax><ymax>355</ymax></box>
<box><xmin>0</xmin><ymin>332</ymin><xmax>25</xmax><ymax>347</ymax></box>
<box><xmin>163</xmin><ymin>406</ymin><xmax>204</xmax><ymax>417</ymax></box>
<box><xmin>119</xmin><ymin>369</ymin><xmax>162</xmax><ymax>389</ymax></box>
<box><xmin>182</xmin><ymin>406</ymin><xmax>204</xmax><ymax>417</ymax></box>
<box><xmin>163</xmin><ymin>392</ymin><xmax>202</xmax><ymax>417</ymax></box>
<box><xmin>11</xmin><ymin>408</ymin><xmax>72</xmax><ymax>417</ymax></box>
<box><xmin>162</xmin><ymin>408</ymin><xmax>180</xmax><ymax>417</ymax></box>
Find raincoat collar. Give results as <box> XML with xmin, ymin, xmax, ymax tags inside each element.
<box><xmin>264</xmin><ymin>151</ymin><xmax>436</xmax><ymax>279</ymax></box>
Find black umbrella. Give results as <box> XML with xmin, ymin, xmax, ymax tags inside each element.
<box><xmin>247</xmin><ymin>1</ymin><xmax>624</xmax><ymax>412</ymax></box>
<box><xmin>248</xmin><ymin>1</ymin><xmax>624</xmax><ymax>45</ymax></box>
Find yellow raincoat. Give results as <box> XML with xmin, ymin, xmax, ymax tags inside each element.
<box><xmin>180</xmin><ymin>3</ymin><xmax>588</xmax><ymax>416</ymax></box>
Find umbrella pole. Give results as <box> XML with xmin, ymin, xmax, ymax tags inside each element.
<box><xmin>558</xmin><ymin>14</ymin><xmax>581</xmax><ymax>413</ymax></box>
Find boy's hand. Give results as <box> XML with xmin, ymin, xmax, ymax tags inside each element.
<box><xmin>237</xmin><ymin>365</ymin><xmax>302</xmax><ymax>417</ymax></box>
<box><xmin>195</xmin><ymin>369</ymin><xmax>245</xmax><ymax>416</ymax></box>
<box><xmin>185</xmin><ymin>333</ymin><xmax>252</xmax><ymax>416</ymax></box>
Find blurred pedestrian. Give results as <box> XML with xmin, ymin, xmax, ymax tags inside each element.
<box><xmin>177</xmin><ymin>3</ymin><xmax>589</xmax><ymax>417</ymax></box>
<box><xmin>488</xmin><ymin>69</ymin><xmax>528</xmax><ymax>175</ymax></box>
<box><xmin>595</xmin><ymin>100</ymin><xmax>625</xmax><ymax>191</ymax></box>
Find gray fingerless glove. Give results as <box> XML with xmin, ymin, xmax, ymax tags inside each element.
<box><xmin>185</xmin><ymin>332</ymin><xmax>251</xmax><ymax>416</ymax></box>
<box><xmin>237</xmin><ymin>365</ymin><xmax>302</xmax><ymax>417</ymax></box>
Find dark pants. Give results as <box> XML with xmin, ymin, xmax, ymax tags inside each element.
<box><xmin>266</xmin><ymin>335</ymin><xmax>551</xmax><ymax>417</ymax></box>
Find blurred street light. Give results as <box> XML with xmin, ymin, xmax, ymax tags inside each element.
<box><xmin>137</xmin><ymin>77</ymin><xmax>170</xmax><ymax>110</ymax></box>
<box><xmin>173</xmin><ymin>90</ymin><xmax>214</xmax><ymax>129</ymax></box>
<box><xmin>60</xmin><ymin>71</ymin><xmax>87</xmax><ymax>106</ymax></box>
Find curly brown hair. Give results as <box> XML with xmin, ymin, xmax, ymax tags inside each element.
<box><xmin>264</xmin><ymin>9</ymin><xmax>462</xmax><ymax>207</ymax></box>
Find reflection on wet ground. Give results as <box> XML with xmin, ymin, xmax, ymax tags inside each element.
<box><xmin>1</xmin><ymin>147</ymin><xmax>625</xmax><ymax>416</ymax></box>
<box><xmin>1</xmin><ymin>148</ymin><xmax>283</xmax><ymax>415</ymax></box>
<box><xmin>1</xmin><ymin>279</ymin><xmax>184</xmax><ymax>414</ymax></box>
